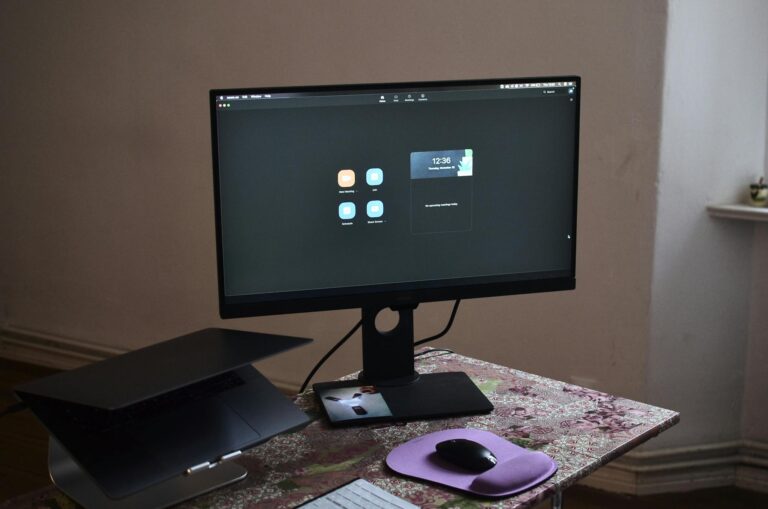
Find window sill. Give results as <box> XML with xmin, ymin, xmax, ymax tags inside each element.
<box><xmin>707</xmin><ymin>204</ymin><xmax>768</xmax><ymax>222</ymax></box>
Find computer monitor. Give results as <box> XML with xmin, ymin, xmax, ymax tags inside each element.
<box><xmin>210</xmin><ymin>76</ymin><xmax>579</xmax><ymax>418</ymax></box>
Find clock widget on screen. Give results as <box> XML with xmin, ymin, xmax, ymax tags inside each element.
<box><xmin>410</xmin><ymin>149</ymin><xmax>473</xmax><ymax>234</ymax></box>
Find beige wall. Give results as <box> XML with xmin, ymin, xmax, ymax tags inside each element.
<box><xmin>648</xmin><ymin>0</ymin><xmax>768</xmax><ymax>449</ymax></box>
<box><xmin>0</xmin><ymin>1</ymin><xmax>666</xmax><ymax>397</ymax></box>
<box><xmin>744</xmin><ymin>229</ymin><xmax>768</xmax><ymax>443</ymax></box>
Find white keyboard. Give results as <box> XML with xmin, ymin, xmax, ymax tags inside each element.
<box><xmin>299</xmin><ymin>478</ymin><xmax>419</xmax><ymax>509</ymax></box>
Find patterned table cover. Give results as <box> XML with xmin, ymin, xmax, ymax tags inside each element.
<box><xmin>3</xmin><ymin>351</ymin><xmax>679</xmax><ymax>509</ymax></box>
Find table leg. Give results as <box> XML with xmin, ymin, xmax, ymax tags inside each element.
<box><xmin>551</xmin><ymin>488</ymin><xmax>563</xmax><ymax>509</ymax></box>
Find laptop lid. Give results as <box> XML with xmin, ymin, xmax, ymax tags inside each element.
<box><xmin>14</xmin><ymin>328</ymin><xmax>311</xmax><ymax>409</ymax></box>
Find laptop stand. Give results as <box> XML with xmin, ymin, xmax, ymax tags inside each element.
<box><xmin>15</xmin><ymin>328</ymin><xmax>313</xmax><ymax>508</ymax></box>
<box><xmin>49</xmin><ymin>436</ymin><xmax>247</xmax><ymax>509</ymax></box>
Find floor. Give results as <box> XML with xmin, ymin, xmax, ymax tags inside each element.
<box><xmin>1</xmin><ymin>358</ymin><xmax>767</xmax><ymax>507</ymax></box>
<box><xmin>0</xmin><ymin>358</ymin><xmax>57</xmax><ymax>502</ymax></box>
<box><xmin>536</xmin><ymin>485</ymin><xmax>768</xmax><ymax>509</ymax></box>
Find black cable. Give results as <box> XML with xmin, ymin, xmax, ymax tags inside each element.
<box><xmin>299</xmin><ymin>299</ymin><xmax>460</xmax><ymax>394</ymax></box>
<box><xmin>0</xmin><ymin>401</ymin><xmax>27</xmax><ymax>419</ymax></box>
<box><xmin>414</xmin><ymin>348</ymin><xmax>455</xmax><ymax>359</ymax></box>
<box><xmin>299</xmin><ymin>319</ymin><xmax>363</xmax><ymax>394</ymax></box>
<box><xmin>413</xmin><ymin>299</ymin><xmax>461</xmax><ymax>346</ymax></box>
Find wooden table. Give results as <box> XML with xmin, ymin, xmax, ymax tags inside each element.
<box><xmin>2</xmin><ymin>350</ymin><xmax>679</xmax><ymax>509</ymax></box>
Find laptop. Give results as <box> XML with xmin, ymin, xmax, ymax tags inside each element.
<box><xmin>14</xmin><ymin>328</ymin><xmax>312</xmax><ymax>499</ymax></box>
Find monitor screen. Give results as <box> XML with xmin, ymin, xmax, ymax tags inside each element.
<box><xmin>211</xmin><ymin>77</ymin><xmax>579</xmax><ymax>319</ymax></box>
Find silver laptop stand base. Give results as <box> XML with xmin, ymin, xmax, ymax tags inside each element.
<box><xmin>48</xmin><ymin>436</ymin><xmax>247</xmax><ymax>509</ymax></box>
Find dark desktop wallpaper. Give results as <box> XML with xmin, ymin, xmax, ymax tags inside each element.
<box><xmin>215</xmin><ymin>90</ymin><xmax>576</xmax><ymax>298</ymax></box>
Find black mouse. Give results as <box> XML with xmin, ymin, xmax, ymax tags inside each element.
<box><xmin>435</xmin><ymin>438</ymin><xmax>498</xmax><ymax>472</ymax></box>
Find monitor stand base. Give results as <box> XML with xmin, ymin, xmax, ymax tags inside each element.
<box><xmin>48</xmin><ymin>436</ymin><xmax>247</xmax><ymax>509</ymax></box>
<box><xmin>315</xmin><ymin>370</ymin><xmax>492</xmax><ymax>423</ymax></box>
<box><xmin>314</xmin><ymin>305</ymin><xmax>493</xmax><ymax>425</ymax></box>
<box><xmin>377</xmin><ymin>370</ymin><xmax>493</xmax><ymax>419</ymax></box>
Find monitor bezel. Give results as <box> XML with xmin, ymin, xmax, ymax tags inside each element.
<box><xmin>210</xmin><ymin>76</ymin><xmax>580</xmax><ymax>319</ymax></box>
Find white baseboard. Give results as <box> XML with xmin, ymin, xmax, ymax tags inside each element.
<box><xmin>2</xmin><ymin>324</ymin><xmax>766</xmax><ymax>494</ymax></box>
<box><xmin>0</xmin><ymin>325</ymin><xmax>126</xmax><ymax>370</ymax></box>
<box><xmin>735</xmin><ymin>441</ymin><xmax>768</xmax><ymax>493</ymax></box>
<box><xmin>0</xmin><ymin>325</ymin><xmax>301</xmax><ymax>394</ymax></box>
<box><xmin>579</xmin><ymin>440</ymin><xmax>768</xmax><ymax>495</ymax></box>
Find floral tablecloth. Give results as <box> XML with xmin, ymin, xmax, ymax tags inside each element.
<box><xmin>2</xmin><ymin>351</ymin><xmax>678</xmax><ymax>509</ymax></box>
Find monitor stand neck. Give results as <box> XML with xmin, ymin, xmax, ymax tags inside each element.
<box><xmin>313</xmin><ymin>304</ymin><xmax>493</xmax><ymax>422</ymax></box>
<box><xmin>359</xmin><ymin>304</ymin><xmax>419</xmax><ymax>386</ymax></box>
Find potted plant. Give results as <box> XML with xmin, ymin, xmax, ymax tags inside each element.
<box><xmin>749</xmin><ymin>177</ymin><xmax>767</xmax><ymax>207</ymax></box>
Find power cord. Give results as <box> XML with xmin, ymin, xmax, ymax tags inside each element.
<box><xmin>0</xmin><ymin>401</ymin><xmax>27</xmax><ymax>419</ymax></box>
<box><xmin>299</xmin><ymin>319</ymin><xmax>362</xmax><ymax>394</ymax></box>
<box><xmin>414</xmin><ymin>348</ymin><xmax>455</xmax><ymax>360</ymax></box>
<box><xmin>298</xmin><ymin>300</ymin><xmax>461</xmax><ymax>393</ymax></box>
<box><xmin>413</xmin><ymin>299</ymin><xmax>461</xmax><ymax>347</ymax></box>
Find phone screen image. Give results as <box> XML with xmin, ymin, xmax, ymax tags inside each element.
<box><xmin>315</xmin><ymin>384</ymin><xmax>393</xmax><ymax>423</ymax></box>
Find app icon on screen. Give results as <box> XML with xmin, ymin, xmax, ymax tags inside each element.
<box><xmin>338</xmin><ymin>169</ymin><xmax>355</xmax><ymax>188</ymax></box>
<box><xmin>339</xmin><ymin>202</ymin><xmax>356</xmax><ymax>220</ymax></box>
<box><xmin>366</xmin><ymin>168</ymin><xmax>383</xmax><ymax>186</ymax></box>
<box><xmin>367</xmin><ymin>200</ymin><xmax>383</xmax><ymax>218</ymax></box>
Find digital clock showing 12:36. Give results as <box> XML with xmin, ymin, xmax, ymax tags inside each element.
<box><xmin>431</xmin><ymin>156</ymin><xmax>451</xmax><ymax>164</ymax></box>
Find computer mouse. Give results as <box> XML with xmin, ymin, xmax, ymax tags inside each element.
<box><xmin>435</xmin><ymin>438</ymin><xmax>498</xmax><ymax>472</ymax></box>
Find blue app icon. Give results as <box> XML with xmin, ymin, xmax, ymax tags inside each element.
<box><xmin>366</xmin><ymin>168</ymin><xmax>383</xmax><ymax>186</ymax></box>
<box><xmin>339</xmin><ymin>202</ymin><xmax>356</xmax><ymax>220</ymax></box>
<box><xmin>367</xmin><ymin>200</ymin><xmax>384</xmax><ymax>218</ymax></box>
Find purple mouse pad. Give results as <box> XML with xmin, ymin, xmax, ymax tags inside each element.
<box><xmin>386</xmin><ymin>428</ymin><xmax>557</xmax><ymax>498</ymax></box>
